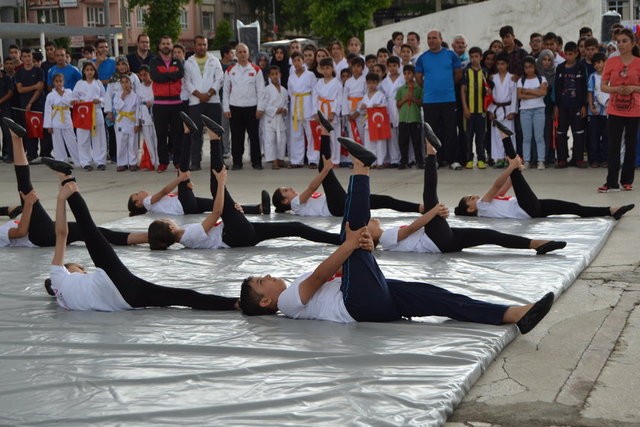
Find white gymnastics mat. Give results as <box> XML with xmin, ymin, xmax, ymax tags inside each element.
<box><xmin>0</xmin><ymin>212</ymin><xmax>615</xmax><ymax>426</ymax></box>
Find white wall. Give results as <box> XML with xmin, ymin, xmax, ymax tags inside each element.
<box><xmin>364</xmin><ymin>0</ymin><xmax>601</xmax><ymax>54</ymax></box>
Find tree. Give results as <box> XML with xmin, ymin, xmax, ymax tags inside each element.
<box><xmin>211</xmin><ymin>19</ymin><xmax>233</xmax><ymax>50</ymax></box>
<box><xmin>280</xmin><ymin>0</ymin><xmax>391</xmax><ymax>43</ymax></box>
<box><xmin>128</xmin><ymin>0</ymin><xmax>199</xmax><ymax>48</ymax></box>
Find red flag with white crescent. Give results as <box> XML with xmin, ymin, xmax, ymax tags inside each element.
<box><xmin>72</xmin><ymin>102</ymin><xmax>95</xmax><ymax>130</ymax></box>
<box><xmin>367</xmin><ymin>106</ymin><xmax>391</xmax><ymax>141</ymax></box>
<box><xmin>309</xmin><ymin>119</ymin><xmax>323</xmax><ymax>151</ymax></box>
<box><xmin>25</xmin><ymin>111</ymin><xmax>44</xmax><ymax>139</ymax></box>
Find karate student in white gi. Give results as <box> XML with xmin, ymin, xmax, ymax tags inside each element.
<box><xmin>43</xmin><ymin>73</ymin><xmax>80</xmax><ymax>165</ymax></box>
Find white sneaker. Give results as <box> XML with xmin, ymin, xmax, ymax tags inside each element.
<box><xmin>537</xmin><ymin>162</ymin><xmax>545</xmax><ymax>170</ymax></box>
<box><xmin>523</xmin><ymin>161</ymin><xmax>530</xmax><ymax>169</ymax></box>
<box><xmin>449</xmin><ymin>162</ymin><xmax>463</xmax><ymax>170</ymax></box>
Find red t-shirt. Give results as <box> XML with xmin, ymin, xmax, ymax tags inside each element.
<box><xmin>602</xmin><ymin>56</ymin><xmax>640</xmax><ymax>117</ymax></box>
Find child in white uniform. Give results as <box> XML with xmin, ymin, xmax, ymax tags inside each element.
<box><xmin>260</xmin><ymin>66</ymin><xmax>289</xmax><ymax>168</ymax></box>
<box><xmin>312</xmin><ymin>58</ymin><xmax>342</xmax><ymax>165</ymax></box>
<box><xmin>341</xmin><ymin>58</ymin><xmax>367</xmax><ymax>156</ymax></box>
<box><xmin>135</xmin><ymin>65</ymin><xmax>158</xmax><ymax>169</ymax></box>
<box><xmin>43</xmin><ymin>73</ymin><xmax>80</xmax><ymax>165</ymax></box>
<box><xmin>379</xmin><ymin>57</ymin><xmax>404</xmax><ymax>165</ymax></box>
<box><xmin>72</xmin><ymin>62</ymin><xmax>107</xmax><ymax>171</ymax></box>
<box><xmin>488</xmin><ymin>53</ymin><xmax>517</xmax><ymax>166</ymax></box>
<box><xmin>287</xmin><ymin>52</ymin><xmax>317</xmax><ymax>168</ymax></box>
<box><xmin>113</xmin><ymin>75</ymin><xmax>141</xmax><ymax>171</ymax></box>
<box><xmin>358</xmin><ymin>73</ymin><xmax>389</xmax><ymax>166</ymax></box>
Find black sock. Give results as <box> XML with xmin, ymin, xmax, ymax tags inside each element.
<box><xmin>612</xmin><ymin>204</ymin><xmax>635</xmax><ymax>220</ymax></box>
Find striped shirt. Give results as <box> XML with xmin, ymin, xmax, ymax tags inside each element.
<box><xmin>462</xmin><ymin>66</ymin><xmax>487</xmax><ymax>113</ymax></box>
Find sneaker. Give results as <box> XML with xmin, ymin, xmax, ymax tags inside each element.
<box><xmin>129</xmin><ymin>165</ymin><xmax>139</xmax><ymax>171</ymax></box>
<box><xmin>597</xmin><ymin>183</ymin><xmax>620</xmax><ymax>193</ymax></box>
<box><xmin>83</xmin><ymin>165</ymin><xmax>93</xmax><ymax>172</ymax></box>
<box><xmin>493</xmin><ymin>159</ymin><xmax>505</xmax><ymax>169</ymax></box>
<box><xmin>449</xmin><ymin>162</ymin><xmax>463</xmax><ymax>170</ymax></box>
<box><xmin>537</xmin><ymin>162</ymin><xmax>546</xmax><ymax>170</ymax></box>
<box><xmin>575</xmin><ymin>160</ymin><xmax>588</xmax><ymax>169</ymax></box>
<box><xmin>116</xmin><ymin>166</ymin><xmax>127</xmax><ymax>172</ymax></box>
<box><xmin>477</xmin><ymin>160</ymin><xmax>487</xmax><ymax>169</ymax></box>
<box><xmin>622</xmin><ymin>183</ymin><xmax>633</xmax><ymax>191</ymax></box>
<box><xmin>157</xmin><ymin>163</ymin><xmax>168</xmax><ymax>173</ymax></box>
<box><xmin>96</xmin><ymin>164</ymin><xmax>106</xmax><ymax>171</ymax></box>
<box><xmin>554</xmin><ymin>160</ymin><xmax>568</xmax><ymax>169</ymax></box>
<box><xmin>465</xmin><ymin>160</ymin><xmax>474</xmax><ymax>169</ymax></box>
<box><xmin>29</xmin><ymin>156</ymin><xmax>43</xmax><ymax>165</ymax></box>
<box><xmin>523</xmin><ymin>161</ymin><xmax>530</xmax><ymax>169</ymax></box>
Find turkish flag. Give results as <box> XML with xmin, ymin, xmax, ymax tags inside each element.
<box><xmin>72</xmin><ymin>102</ymin><xmax>94</xmax><ymax>130</ymax></box>
<box><xmin>139</xmin><ymin>141</ymin><xmax>154</xmax><ymax>170</ymax></box>
<box><xmin>367</xmin><ymin>107</ymin><xmax>391</xmax><ymax>141</ymax></box>
<box><xmin>309</xmin><ymin>119</ymin><xmax>323</xmax><ymax>151</ymax></box>
<box><xmin>25</xmin><ymin>111</ymin><xmax>44</xmax><ymax>139</ymax></box>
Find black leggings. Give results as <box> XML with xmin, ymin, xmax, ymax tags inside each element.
<box><xmin>501</xmin><ymin>137</ymin><xmax>611</xmax><ymax>218</ymax></box>
<box><xmin>15</xmin><ymin>165</ymin><xmax>130</xmax><ymax>247</ymax></box>
<box><xmin>209</xmin><ymin>139</ymin><xmax>340</xmax><ymax>247</ymax></box>
<box><xmin>422</xmin><ymin>155</ymin><xmax>531</xmax><ymax>253</ymax></box>
<box><xmin>67</xmin><ymin>191</ymin><xmax>237</xmax><ymax>310</ymax></box>
<box><xmin>318</xmin><ymin>135</ymin><xmax>421</xmax><ymax>216</ymax></box>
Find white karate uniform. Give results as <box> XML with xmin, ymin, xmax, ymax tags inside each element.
<box><xmin>113</xmin><ymin>91</ymin><xmax>140</xmax><ymax>167</ymax></box>
<box><xmin>379</xmin><ymin>74</ymin><xmax>405</xmax><ymax>164</ymax></box>
<box><xmin>72</xmin><ymin>79</ymin><xmax>107</xmax><ymax>167</ymax></box>
<box><xmin>261</xmin><ymin>84</ymin><xmax>289</xmax><ymax>162</ymax></box>
<box><xmin>488</xmin><ymin>72</ymin><xmax>518</xmax><ymax>160</ymax></box>
<box><xmin>333</xmin><ymin>58</ymin><xmax>349</xmax><ymax>76</ymax></box>
<box><xmin>288</xmin><ymin>70</ymin><xmax>317</xmax><ymax>165</ymax></box>
<box><xmin>312</xmin><ymin>77</ymin><xmax>342</xmax><ymax>164</ymax></box>
<box><xmin>342</xmin><ymin>74</ymin><xmax>367</xmax><ymax>147</ymax></box>
<box><xmin>43</xmin><ymin>88</ymin><xmax>80</xmax><ymax>165</ymax></box>
<box><xmin>136</xmin><ymin>82</ymin><xmax>158</xmax><ymax>168</ymax></box>
<box><xmin>358</xmin><ymin>90</ymin><xmax>389</xmax><ymax>165</ymax></box>
<box><xmin>104</xmin><ymin>73</ymin><xmax>141</xmax><ymax>114</ymax></box>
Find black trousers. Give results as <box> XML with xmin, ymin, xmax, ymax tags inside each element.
<box><xmin>209</xmin><ymin>137</ymin><xmax>339</xmax><ymax>247</ymax></box>
<box><xmin>229</xmin><ymin>105</ymin><xmax>261</xmax><ymax>167</ymax></box>
<box><xmin>421</xmin><ymin>155</ymin><xmax>531</xmax><ymax>252</ymax></box>
<box><xmin>66</xmin><ymin>191</ymin><xmax>237</xmax><ymax>310</ymax></box>
<box><xmin>189</xmin><ymin>102</ymin><xmax>222</xmax><ymax>167</ymax></box>
<box><xmin>318</xmin><ymin>135</ymin><xmax>420</xmax><ymax>216</ymax></box>
<box><xmin>556</xmin><ymin>106</ymin><xmax>586</xmax><ymax>162</ymax></box>
<box><xmin>422</xmin><ymin>102</ymin><xmax>457</xmax><ymax>165</ymax></box>
<box><xmin>14</xmin><ymin>165</ymin><xmax>130</xmax><ymax>246</ymax></box>
<box><xmin>500</xmin><ymin>136</ymin><xmax>611</xmax><ymax>218</ymax></box>
<box><xmin>398</xmin><ymin>122</ymin><xmax>424</xmax><ymax>166</ymax></box>
<box><xmin>153</xmin><ymin>103</ymin><xmax>185</xmax><ymax>166</ymax></box>
<box><xmin>606</xmin><ymin>115</ymin><xmax>638</xmax><ymax>188</ymax></box>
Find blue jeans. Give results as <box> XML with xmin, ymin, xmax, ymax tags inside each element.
<box><xmin>520</xmin><ymin>107</ymin><xmax>546</xmax><ymax>162</ymax></box>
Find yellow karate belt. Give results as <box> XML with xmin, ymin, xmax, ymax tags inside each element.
<box><xmin>117</xmin><ymin>111</ymin><xmax>136</xmax><ymax>123</ymax></box>
<box><xmin>51</xmin><ymin>106</ymin><xmax>70</xmax><ymax>124</ymax></box>
<box><xmin>292</xmin><ymin>92</ymin><xmax>311</xmax><ymax>131</ymax></box>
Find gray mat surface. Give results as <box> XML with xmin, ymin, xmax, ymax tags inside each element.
<box><xmin>0</xmin><ymin>212</ymin><xmax>614</xmax><ymax>426</ymax></box>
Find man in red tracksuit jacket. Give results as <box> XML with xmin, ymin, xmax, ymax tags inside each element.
<box><xmin>149</xmin><ymin>35</ymin><xmax>185</xmax><ymax>172</ymax></box>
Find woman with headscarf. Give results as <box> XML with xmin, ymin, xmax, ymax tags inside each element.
<box><xmin>270</xmin><ymin>46</ymin><xmax>290</xmax><ymax>88</ymax></box>
<box><xmin>536</xmin><ymin>49</ymin><xmax>556</xmax><ymax>166</ymax></box>
<box><xmin>256</xmin><ymin>53</ymin><xmax>270</xmax><ymax>86</ymax></box>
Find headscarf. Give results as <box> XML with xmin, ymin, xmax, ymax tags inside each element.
<box><xmin>536</xmin><ymin>49</ymin><xmax>556</xmax><ymax>87</ymax></box>
<box><xmin>270</xmin><ymin>46</ymin><xmax>290</xmax><ymax>88</ymax></box>
<box><xmin>256</xmin><ymin>53</ymin><xmax>270</xmax><ymax>86</ymax></box>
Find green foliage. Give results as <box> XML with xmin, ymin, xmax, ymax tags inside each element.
<box><xmin>128</xmin><ymin>0</ymin><xmax>198</xmax><ymax>48</ymax></box>
<box><xmin>281</xmin><ymin>0</ymin><xmax>391</xmax><ymax>43</ymax></box>
<box><xmin>53</xmin><ymin>37</ymin><xmax>71</xmax><ymax>51</ymax></box>
<box><xmin>211</xmin><ymin>19</ymin><xmax>233</xmax><ymax>50</ymax></box>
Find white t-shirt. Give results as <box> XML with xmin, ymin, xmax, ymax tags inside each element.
<box><xmin>516</xmin><ymin>76</ymin><xmax>547</xmax><ymax>110</ymax></box>
<box><xmin>379</xmin><ymin>227</ymin><xmax>441</xmax><ymax>253</ymax></box>
<box><xmin>143</xmin><ymin>194</ymin><xmax>184</xmax><ymax>215</ymax></box>
<box><xmin>290</xmin><ymin>193</ymin><xmax>332</xmax><ymax>216</ymax></box>
<box><xmin>0</xmin><ymin>221</ymin><xmax>37</xmax><ymax>247</ymax></box>
<box><xmin>179</xmin><ymin>222</ymin><xmax>229</xmax><ymax>249</ymax></box>
<box><xmin>49</xmin><ymin>265</ymin><xmax>132</xmax><ymax>311</ymax></box>
<box><xmin>477</xmin><ymin>197</ymin><xmax>531</xmax><ymax>219</ymax></box>
<box><xmin>277</xmin><ymin>272</ymin><xmax>355</xmax><ymax>323</ymax></box>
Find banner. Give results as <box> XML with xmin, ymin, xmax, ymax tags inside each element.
<box><xmin>25</xmin><ymin>111</ymin><xmax>44</xmax><ymax>139</ymax></box>
<box><xmin>366</xmin><ymin>107</ymin><xmax>391</xmax><ymax>141</ymax></box>
<box><xmin>72</xmin><ymin>102</ymin><xmax>94</xmax><ymax>131</ymax></box>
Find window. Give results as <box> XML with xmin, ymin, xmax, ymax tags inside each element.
<box><xmin>87</xmin><ymin>7</ymin><xmax>105</xmax><ymax>27</ymax></box>
<box><xmin>202</xmin><ymin>11</ymin><xmax>214</xmax><ymax>31</ymax></box>
<box><xmin>608</xmin><ymin>0</ymin><xmax>625</xmax><ymax>16</ymax></box>
<box><xmin>180</xmin><ymin>9</ymin><xmax>188</xmax><ymax>31</ymax></box>
<box><xmin>37</xmin><ymin>8</ymin><xmax>65</xmax><ymax>25</ymax></box>
<box><xmin>136</xmin><ymin>7</ymin><xmax>146</xmax><ymax>26</ymax></box>
<box><xmin>122</xmin><ymin>10</ymin><xmax>131</xmax><ymax>28</ymax></box>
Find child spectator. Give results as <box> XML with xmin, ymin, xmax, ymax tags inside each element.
<box><xmin>399</xmin><ymin>44</ymin><xmax>414</xmax><ymax>67</ymax></box>
<box><xmin>379</xmin><ymin>56</ymin><xmax>404</xmax><ymax>167</ymax></box>
<box><xmin>339</xmin><ymin>68</ymin><xmax>352</xmax><ymax>84</ymax></box>
<box><xmin>517</xmin><ymin>56</ymin><xmax>548</xmax><ymax>169</ymax></box>
<box><xmin>43</xmin><ymin>74</ymin><xmax>80</xmax><ymax>165</ymax></box>
<box><xmin>536</xmin><ymin>50</ymin><xmax>557</xmax><ymax>165</ymax></box>
<box><xmin>73</xmin><ymin>62</ymin><xmax>106</xmax><ymax>171</ymax></box>
<box><xmin>582</xmin><ymin>37</ymin><xmax>600</xmax><ymax>76</ymax></box>
<box><xmin>396</xmin><ymin>64</ymin><xmax>423</xmax><ymax>169</ymax></box>
<box><xmin>365</xmin><ymin>54</ymin><xmax>377</xmax><ymax>72</ymax></box>
<box><xmin>261</xmin><ymin>66</ymin><xmax>289</xmax><ymax>169</ymax></box>
<box><xmin>312</xmin><ymin>58</ymin><xmax>342</xmax><ymax>165</ymax></box>
<box><xmin>359</xmin><ymin>72</ymin><xmax>389</xmax><ymax>167</ymax></box>
<box><xmin>135</xmin><ymin>65</ymin><xmax>158</xmax><ymax>170</ymax></box>
<box><xmin>554</xmin><ymin>41</ymin><xmax>588</xmax><ymax>168</ymax></box>
<box><xmin>342</xmin><ymin>57</ymin><xmax>367</xmax><ymax>157</ymax></box>
<box><xmin>288</xmin><ymin>52</ymin><xmax>317</xmax><ymax>170</ymax></box>
<box><xmin>113</xmin><ymin>75</ymin><xmax>140</xmax><ymax>171</ymax></box>
<box><xmin>488</xmin><ymin>52</ymin><xmax>517</xmax><ymax>168</ymax></box>
<box><xmin>587</xmin><ymin>52</ymin><xmax>609</xmax><ymax>168</ymax></box>
<box><xmin>461</xmin><ymin>46</ymin><xmax>489</xmax><ymax>169</ymax></box>
<box><xmin>377</xmin><ymin>48</ymin><xmax>390</xmax><ymax>65</ymax></box>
